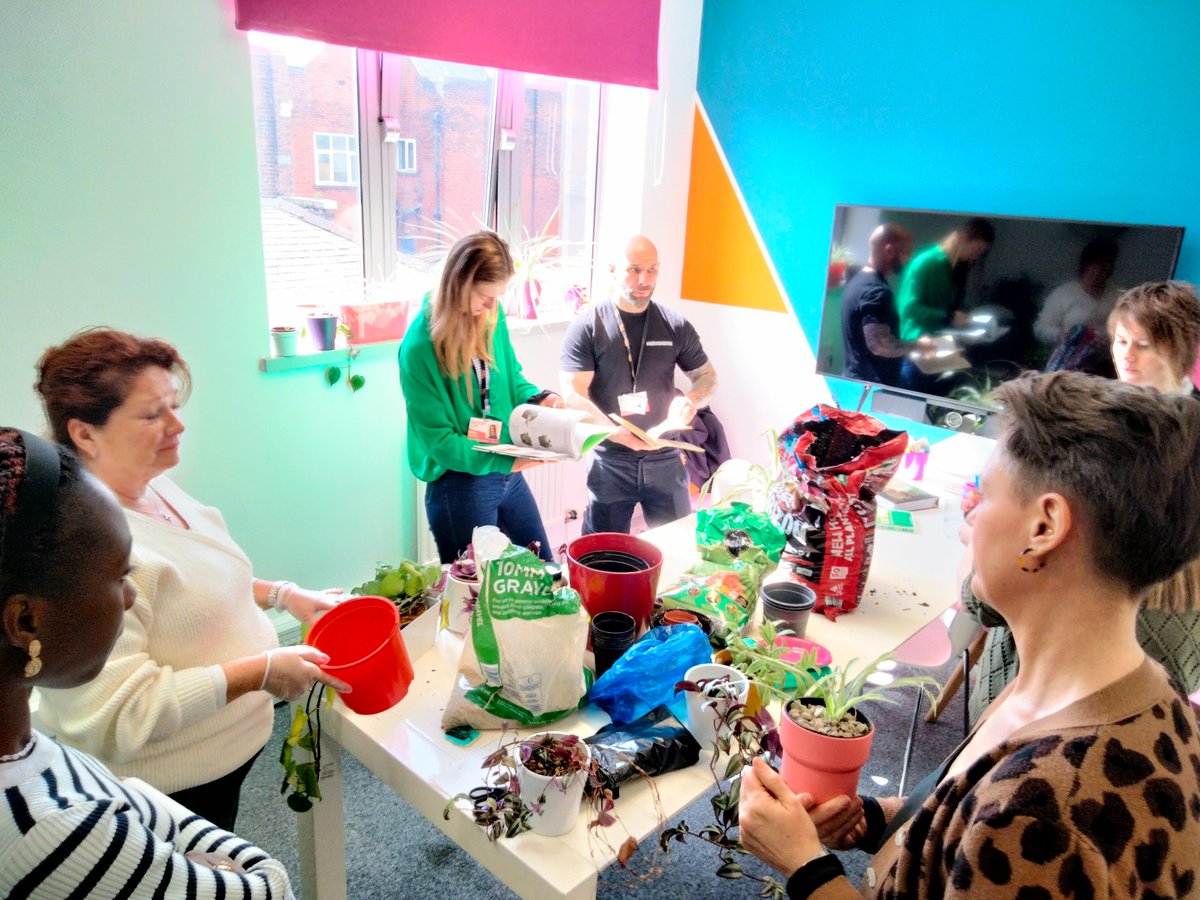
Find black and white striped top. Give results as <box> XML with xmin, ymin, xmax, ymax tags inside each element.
<box><xmin>0</xmin><ymin>732</ymin><xmax>291</xmax><ymax>898</ymax></box>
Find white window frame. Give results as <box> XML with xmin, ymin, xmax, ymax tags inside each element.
<box><xmin>395</xmin><ymin>138</ymin><xmax>417</xmax><ymax>174</ymax></box>
<box><xmin>313</xmin><ymin>131</ymin><xmax>360</xmax><ymax>187</ymax></box>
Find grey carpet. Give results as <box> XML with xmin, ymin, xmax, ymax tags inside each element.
<box><xmin>235</xmin><ymin>658</ymin><xmax>966</xmax><ymax>898</ymax></box>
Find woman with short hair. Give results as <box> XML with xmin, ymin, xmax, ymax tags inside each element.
<box><xmin>399</xmin><ymin>230</ymin><xmax>563</xmax><ymax>562</ymax></box>
<box><xmin>739</xmin><ymin>371</ymin><xmax>1200</xmax><ymax>898</ymax></box>
<box><xmin>1109</xmin><ymin>279</ymin><xmax>1200</xmax><ymax>396</ymax></box>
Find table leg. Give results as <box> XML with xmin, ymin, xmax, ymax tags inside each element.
<box><xmin>297</xmin><ymin>734</ymin><xmax>347</xmax><ymax>900</ymax></box>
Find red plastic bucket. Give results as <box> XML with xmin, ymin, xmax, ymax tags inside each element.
<box><xmin>305</xmin><ymin>596</ymin><xmax>414</xmax><ymax>715</ymax></box>
<box><xmin>566</xmin><ymin>532</ymin><xmax>663</xmax><ymax>629</ymax></box>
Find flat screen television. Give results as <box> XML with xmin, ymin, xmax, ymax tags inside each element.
<box><xmin>816</xmin><ymin>204</ymin><xmax>1185</xmax><ymax>424</ymax></box>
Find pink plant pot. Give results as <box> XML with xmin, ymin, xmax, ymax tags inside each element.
<box><xmin>779</xmin><ymin>698</ymin><xmax>874</xmax><ymax>804</ymax></box>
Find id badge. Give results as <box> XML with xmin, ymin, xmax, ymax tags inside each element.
<box><xmin>468</xmin><ymin>416</ymin><xmax>501</xmax><ymax>444</ymax></box>
<box><xmin>618</xmin><ymin>391</ymin><xmax>649</xmax><ymax>416</ymax></box>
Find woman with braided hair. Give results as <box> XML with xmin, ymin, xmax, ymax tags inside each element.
<box><xmin>0</xmin><ymin>429</ymin><xmax>292</xmax><ymax>897</ymax></box>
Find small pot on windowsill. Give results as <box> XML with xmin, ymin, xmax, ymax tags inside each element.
<box><xmin>270</xmin><ymin>326</ymin><xmax>298</xmax><ymax>358</ymax></box>
<box><xmin>306</xmin><ymin>313</ymin><xmax>339</xmax><ymax>352</ymax></box>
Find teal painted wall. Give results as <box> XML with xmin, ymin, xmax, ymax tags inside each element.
<box><xmin>1</xmin><ymin>1</ymin><xmax>415</xmax><ymax>586</ymax></box>
<box><xmin>697</xmin><ymin>1</ymin><xmax>1200</xmax><ymax>417</ymax></box>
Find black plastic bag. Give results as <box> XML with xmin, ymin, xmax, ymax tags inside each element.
<box><xmin>583</xmin><ymin>705</ymin><xmax>701</xmax><ymax>799</ymax></box>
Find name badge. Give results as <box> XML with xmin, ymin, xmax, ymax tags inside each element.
<box><xmin>468</xmin><ymin>416</ymin><xmax>501</xmax><ymax>444</ymax></box>
<box><xmin>618</xmin><ymin>391</ymin><xmax>649</xmax><ymax>416</ymax></box>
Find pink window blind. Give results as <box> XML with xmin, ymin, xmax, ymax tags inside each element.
<box><xmin>233</xmin><ymin>0</ymin><xmax>660</xmax><ymax>89</ymax></box>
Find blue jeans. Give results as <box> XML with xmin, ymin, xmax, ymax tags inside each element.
<box><xmin>582</xmin><ymin>450</ymin><xmax>691</xmax><ymax>535</ymax></box>
<box><xmin>425</xmin><ymin>470</ymin><xmax>553</xmax><ymax>563</ymax></box>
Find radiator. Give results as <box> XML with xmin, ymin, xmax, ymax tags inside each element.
<box><xmin>414</xmin><ymin>462</ymin><xmax>586</xmax><ymax>562</ymax></box>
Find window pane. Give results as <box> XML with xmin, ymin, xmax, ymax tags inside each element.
<box><xmin>249</xmin><ymin>34</ymin><xmax>363</xmax><ymax>327</ymax></box>
<box><xmin>515</xmin><ymin>75</ymin><xmax>599</xmax><ymax>317</ymax></box>
<box><xmin>391</xmin><ymin>57</ymin><xmax>497</xmax><ymax>300</ymax></box>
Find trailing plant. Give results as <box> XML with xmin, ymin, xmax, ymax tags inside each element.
<box><xmin>443</xmin><ymin>731</ymin><xmax>667</xmax><ymax>879</ymax></box>
<box><xmin>279</xmin><ymin>682</ymin><xmax>333</xmax><ymax>812</ymax></box>
<box><xmin>660</xmin><ymin>676</ymin><xmax>787</xmax><ymax>898</ymax></box>
<box><xmin>323</xmin><ymin>324</ymin><xmax>366</xmax><ymax>392</ymax></box>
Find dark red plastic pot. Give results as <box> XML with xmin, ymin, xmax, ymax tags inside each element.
<box><xmin>566</xmin><ymin>532</ymin><xmax>663</xmax><ymax>629</ymax></box>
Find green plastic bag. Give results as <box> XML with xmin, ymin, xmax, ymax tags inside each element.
<box><xmin>695</xmin><ymin>501</ymin><xmax>785</xmax><ymax>562</ymax></box>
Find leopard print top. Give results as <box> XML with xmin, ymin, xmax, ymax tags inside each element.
<box><xmin>808</xmin><ymin>659</ymin><xmax>1200</xmax><ymax>899</ymax></box>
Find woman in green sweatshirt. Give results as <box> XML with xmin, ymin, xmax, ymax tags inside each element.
<box><xmin>399</xmin><ymin>231</ymin><xmax>562</xmax><ymax>562</ymax></box>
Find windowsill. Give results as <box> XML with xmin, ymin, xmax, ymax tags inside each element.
<box><xmin>258</xmin><ymin>310</ymin><xmax>574</xmax><ymax>372</ymax></box>
<box><xmin>258</xmin><ymin>340</ymin><xmax>400</xmax><ymax>373</ymax></box>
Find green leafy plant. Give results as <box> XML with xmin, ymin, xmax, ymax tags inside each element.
<box><xmin>444</xmin><ymin>731</ymin><xmax>667</xmax><ymax>879</ymax></box>
<box><xmin>722</xmin><ymin>618</ymin><xmax>824</xmax><ymax>705</ymax></box>
<box><xmin>352</xmin><ymin>558</ymin><xmax>443</xmax><ymax>623</ymax></box>
<box><xmin>696</xmin><ymin>428</ymin><xmax>781</xmax><ymax>512</ymax></box>
<box><xmin>323</xmin><ymin>324</ymin><xmax>366</xmax><ymax>392</ymax></box>
<box><xmin>279</xmin><ymin>682</ymin><xmax>333</xmax><ymax>812</ymax></box>
<box><xmin>660</xmin><ymin>678</ymin><xmax>787</xmax><ymax>898</ymax></box>
<box><xmin>789</xmin><ymin>651</ymin><xmax>937</xmax><ymax>736</ymax></box>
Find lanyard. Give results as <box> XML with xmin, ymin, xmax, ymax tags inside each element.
<box><xmin>471</xmin><ymin>358</ymin><xmax>491</xmax><ymax>416</ymax></box>
<box><xmin>613</xmin><ymin>305</ymin><xmax>652</xmax><ymax>391</ymax></box>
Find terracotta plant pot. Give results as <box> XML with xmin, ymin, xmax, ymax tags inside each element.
<box><xmin>779</xmin><ymin>698</ymin><xmax>874</xmax><ymax>803</ymax></box>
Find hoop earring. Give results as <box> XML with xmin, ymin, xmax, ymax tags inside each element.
<box><xmin>24</xmin><ymin>639</ymin><xmax>42</xmax><ymax>678</ymax></box>
<box><xmin>1017</xmin><ymin>548</ymin><xmax>1043</xmax><ymax>574</ymax></box>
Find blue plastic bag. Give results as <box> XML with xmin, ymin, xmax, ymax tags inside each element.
<box><xmin>588</xmin><ymin>624</ymin><xmax>713</xmax><ymax>725</ymax></box>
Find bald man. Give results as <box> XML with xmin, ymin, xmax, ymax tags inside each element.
<box><xmin>560</xmin><ymin>236</ymin><xmax>717</xmax><ymax>534</ymax></box>
<box><xmin>840</xmin><ymin>223</ymin><xmax>920</xmax><ymax>385</ymax></box>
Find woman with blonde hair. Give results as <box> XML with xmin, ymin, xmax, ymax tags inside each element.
<box><xmin>399</xmin><ymin>230</ymin><xmax>563</xmax><ymax>562</ymax></box>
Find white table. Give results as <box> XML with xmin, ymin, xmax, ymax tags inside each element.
<box><xmin>298</xmin><ymin>502</ymin><xmax>964</xmax><ymax>899</ymax></box>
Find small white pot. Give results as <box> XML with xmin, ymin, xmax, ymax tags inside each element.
<box><xmin>684</xmin><ymin>663</ymin><xmax>750</xmax><ymax>752</ymax></box>
<box><xmin>516</xmin><ymin>732</ymin><xmax>590</xmax><ymax>837</ymax></box>
<box><xmin>441</xmin><ymin>573</ymin><xmax>477</xmax><ymax>634</ymax></box>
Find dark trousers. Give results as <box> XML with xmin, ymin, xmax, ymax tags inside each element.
<box><xmin>582</xmin><ymin>450</ymin><xmax>691</xmax><ymax>535</ymax></box>
<box><xmin>168</xmin><ymin>748</ymin><xmax>261</xmax><ymax>832</ymax></box>
<box><xmin>425</xmin><ymin>469</ymin><xmax>553</xmax><ymax>563</ymax></box>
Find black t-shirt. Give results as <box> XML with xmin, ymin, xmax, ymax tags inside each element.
<box><xmin>560</xmin><ymin>300</ymin><xmax>709</xmax><ymax>455</ymax></box>
<box><xmin>841</xmin><ymin>268</ymin><xmax>902</xmax><ymax>385</ymax></box>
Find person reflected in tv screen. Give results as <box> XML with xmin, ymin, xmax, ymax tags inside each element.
<box><xmin>1034</xmin><ymin>237</ymin><xmax>1121</xmax><ymax>377</ymax></box>
<box><xmin>1034</xmin><ymin>237</ymin><xmax>1121</xmax><ymax>346</ymax></box>
<box><xmin>895</xmin><ymin>217</ymin><xmax>995</xmax><ymax>390</ymax></box>
<box><xmin>840</xmin><ymin>224</ymin><xmax>933</xmax><ymax>384</ymax></box>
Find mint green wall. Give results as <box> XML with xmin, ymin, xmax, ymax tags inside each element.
<box><xmin>1</xmin><ymin>1</ymin><xmax>414</xmax><ymax>586</ymax></box>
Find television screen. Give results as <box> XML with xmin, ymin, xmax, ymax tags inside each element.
<box><xmin>816</xmin><ymin>205</ymin><xmax>1185</xmax><ymax>416</ymax></box>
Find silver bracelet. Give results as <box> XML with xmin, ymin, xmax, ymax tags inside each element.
<box><xmin>266</xmin><ymin>580</ymin><xmax>295</xmax><ymax>611</ymax></box>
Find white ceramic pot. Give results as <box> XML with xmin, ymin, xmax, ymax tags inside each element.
<box><xmin>684</xmin><ymin>663</ymin><xmax>750</xmax><ymax>752</ymax></box>
<box><xmin>516</xmin><ymin>732</ymin><xmax>590</xmax><ymax>837</ymax></box>
<box><xmin>441</xmin><ymin>572</ymin><xmax>477</xmax><ymax>634</ymax></box>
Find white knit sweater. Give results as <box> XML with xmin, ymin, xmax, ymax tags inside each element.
<box><xmin>0</xmin><ymin>733</ymin><xmax>292</xmax><ymax>898</ymax></box>
<box><xmin>33</xmin><ymin>476</ymin><xmax>278</xmax><ymax>793</ymax></box>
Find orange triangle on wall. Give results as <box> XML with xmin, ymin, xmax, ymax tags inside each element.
<box><xmin>681</xmin><ymin>104</ymin><xmax>787</xmax><ymax>313</ymax></box>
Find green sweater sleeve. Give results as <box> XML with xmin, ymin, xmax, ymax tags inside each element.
<box><xmin>398</xmin><ymin>306</ymin><xmax>543</xmax><ymax>482</ymax></box>
<box><xmin>896</xmin><ymin>247</ymin><xmax>951</xmax><ymax>341</ymax></box>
